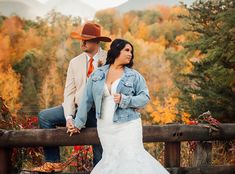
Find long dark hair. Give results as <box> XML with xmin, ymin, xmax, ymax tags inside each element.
<box><xmin>105</xmin><ymin>39</ymin><xmax>134</xmax><ymax>68</ymax></box>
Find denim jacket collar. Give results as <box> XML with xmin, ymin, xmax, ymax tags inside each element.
<box><xmin>97</xmin><ymin>64</ymin><xmax>135</xmax><ymax>78</ymax></box>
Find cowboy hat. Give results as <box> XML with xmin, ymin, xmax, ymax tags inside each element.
<box><xmin>70</xmin><ymin>23</ymin><xmax>111</xmax><ymax>42</ymax></box>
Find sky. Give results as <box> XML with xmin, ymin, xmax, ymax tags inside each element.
<box><xmin>36</xmin><ymin>0</ymin><xmax>128</xmax><ymax>10</ymax></box>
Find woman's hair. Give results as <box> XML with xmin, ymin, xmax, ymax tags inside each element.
<box><xmin>105</xmin><ymin>39</ymin><xmax>134</xmax><ymax>68</ymax></box>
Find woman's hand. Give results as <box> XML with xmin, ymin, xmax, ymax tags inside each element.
<box><xmin>67</xmin><ymin>126</ymin><xmax>81</xmax><ymax>136</ymax></box>
<box><xmin>66</xmin><ymin>118</ymin><xmax>74</xmax><ymax>129</ymax></box>
<box><xmin>113</xmin><ymin>93</ymin><xmax>121</xmax><ymax>104</ymax></box>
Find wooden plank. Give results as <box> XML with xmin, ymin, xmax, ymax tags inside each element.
<box><xmin>20</xmin><ymin>172</ymin><xmax>90</xmax><ymax>174</ymax></box>
<box><xmin>164</xmin><ymin>142</ymin><xmax>181</xmax><ymax>167</ymax></box>
<box><xmin>20</xmin><ymin>165</ymin><xmax>235</xmax><ymax>174</ymax></box>
<box><xmin>0</xmin><ymin>127</ymin><xmax>100</xmax><ymax>147</ymax></box>
<box><xmin>168</xmin><ymin>165</ymin><xmax>235</xmax><ymax>174</ymax></box>
<box><xmin>0</xmin><ymin>123</ymin><xmax>235</xmax><ymax>147</ymax></box>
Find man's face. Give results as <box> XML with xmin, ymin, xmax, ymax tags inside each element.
<box><xmin>80</xmin><ymin>39</ymin><xmax>99</xmax><ymax>53</ymax></box>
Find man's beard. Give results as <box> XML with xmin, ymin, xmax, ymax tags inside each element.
<box><xmin>84</xmin><ymin>49</ymin><xmax>94</xmax><ymax>54</ymax></box>
<box><xmin>84</xmin><ymin>50</ymin><xmax>90</xmax><ymax>53</ymax></box>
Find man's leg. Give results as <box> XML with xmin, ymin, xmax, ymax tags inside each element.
<box><xmin>92</xmin><ymin>144</ymin><xmax>103</xmax><ymax>166</ymax></box>
<box><xmin>38</xmin><ymin>105</ymin><xmax>66</xmax><ymax>162</ymax></box>
<box><xmin>85</xmin><ymin>107</ymin><xmax>103</xmax><ymax>166</ymax></box>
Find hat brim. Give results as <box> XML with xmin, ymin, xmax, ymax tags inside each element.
<box><xmin>70</xmin><ymin>32</ymin><xmax>112</xmax><ymax>42</ymax></box>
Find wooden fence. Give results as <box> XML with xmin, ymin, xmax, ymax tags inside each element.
<box><xmin>0</xmin><ymin>123</ymin><xmax>235</xmax><ymax>174</ymax></box>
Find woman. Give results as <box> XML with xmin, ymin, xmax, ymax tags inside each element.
<box><xmin>68</xmin><ymin>39</ymin><xmax>169</xmax><ymax>174</ymax></box>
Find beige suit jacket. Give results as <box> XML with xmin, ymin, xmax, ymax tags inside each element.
<box><xmin>62</xmin><ymin>49</ymin><xmax>107</xmax><ymax>119</ymax></box>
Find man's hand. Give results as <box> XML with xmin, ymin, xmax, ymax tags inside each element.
<box><xmin>113</xmin><ymin>93</ymin><xmax>121</xmax><ymax>104</ymax></box>
<box><xmin>67</xmin><ymin>127</ymin><xmax>81</xmax><ymax>136</ymax></box>
<box><xmin>66</xmin><ymin>118</ymin><xmax>74</xmax><ymax>129</ymax></box>
<box><xmin>66</xmin><ymin>118</ymin><xmax>80</xmax><ymax>136</ymax></box>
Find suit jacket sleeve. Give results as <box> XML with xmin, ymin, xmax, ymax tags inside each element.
<box><xmin>63</xmin><ymin>60</ymin><xmax>76</xmax><ymax>119</ymax></box>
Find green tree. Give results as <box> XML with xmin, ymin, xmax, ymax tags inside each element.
<box><xmin>176</xmin><ymin>0</ymin><xmax>235</xmax><ymax>122</ymax></box>
<box><xmin>13</xmin><ymin>51</ymin><xmax>41</xmax><ymax>114</ymax></box>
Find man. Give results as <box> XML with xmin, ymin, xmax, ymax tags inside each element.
<box><xmin>32</xmin><ymin>23</ymin><xmax>111</xmax><ymax>173</ymax></box>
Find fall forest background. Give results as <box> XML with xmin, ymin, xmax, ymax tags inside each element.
<box><xmin>0</xmin><ymin>0</ymin><xmax>234</xmax><ymax>172</ymax></box>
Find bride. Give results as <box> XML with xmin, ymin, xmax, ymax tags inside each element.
<box><xmin>67</xmin><ymin>38</ymin><xmax>169</xmax><ymax>174</ymax></box>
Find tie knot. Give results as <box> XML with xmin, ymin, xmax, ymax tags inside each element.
<box><xmin>89</xmin><ymin>57</ymin><xmax>94</xmax><ymax>62</ymax></box>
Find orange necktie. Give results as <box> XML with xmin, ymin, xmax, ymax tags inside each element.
<box><xmin>87</xmin><ymin>57</ymin><xmax>94</xmax><ymax>77</ymax></box>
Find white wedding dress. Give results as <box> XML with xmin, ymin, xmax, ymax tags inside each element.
<box><xmin>91</xmin><ymin>79</ymin><xmax>169</xmax><ymax>174</ymax></box>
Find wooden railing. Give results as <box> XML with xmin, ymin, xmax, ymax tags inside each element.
<box><xmin>0</xmin><ymin>123</ymin><xmax>235</xmax><ymax>174</ymax></box>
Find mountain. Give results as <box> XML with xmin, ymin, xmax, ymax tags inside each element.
<box><xmin>0</xmin><ymin>0</ymin><xmax>48</xmax><ymax>19</ymax></box>
<box><xmin>0</xmin><ymin>0</ymin><xmax>96</xmax><ymax>20</ymax></box>
<box><xmin>46</xmin><ymin>0</ymin><xmax>96</xmax><ymax>20</ymax></box>
<box><xmin>116</xmin><ymin>0</ymin><xmax>194</xmax><ymax>13</ymax></box>
<box><xmin>0</xmin><ymin>0</ymin><xmax>194</xmax><ymax>20</ymax></box>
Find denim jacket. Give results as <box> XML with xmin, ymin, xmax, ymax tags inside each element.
<box><xmin>73</xmin><ymin>64</ymin><xmax>150</xmax><ymax>129</ymax></box>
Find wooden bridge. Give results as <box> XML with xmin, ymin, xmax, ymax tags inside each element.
<box><xmin>0</xmin><ymin>123</ymin><xmax>235</xmax><ymax>174</ymax></box>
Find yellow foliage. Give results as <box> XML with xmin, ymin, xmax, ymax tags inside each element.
<box><xmin>156</xmin><ymin>35</ymin><xmax>169</xmax><ymax>48</ymax></box>
<box><xmin>39</xmin><ymin>63</ymin><xmax>64</xmax><ymax>108</ymax></box>
<box><xmin>181</xmin><ymin>112</ymin><xmax>191</xmax><ymax>124</ymax></box>
<box><xmin>170</xmin><ymin>6</ymin><xmax>189</xmax><ymax>17</ymax></box>
<box><xmin>0</xmin><ymin>34</ymin><xmax>11</xmax><ymax>68</ymax></box>
<box><xmin>149</xmin><ymin>97</ymin><xmax>178</xmax><ymax>124</ymax></box>
<box><xmin>149</xmin><ymin>95</ymin><xmax>191</xmax><ymax>124</ymax></box>
<box><xmin>0</xmin><ymin>65</ymin><xmax>22</xmax><ymax>113</ymax></box>
<box><xmin>146</xmin><ymin>104</ymin><xmax>154</xmax><ymax>113</ymax></box>
<box><xmin>0</xmin><ymin>16</ymin><xmax>42</xmax><ymax>66</ymax></box>
<box><xmin>135</xmin><ymin>22</ymin><xmax>149</xmax><ymax>40</ymax></box>
<box><xmin>146</xmin><ymin>41</ymin><xmax>166</xmax><ymax>57</ymax></box>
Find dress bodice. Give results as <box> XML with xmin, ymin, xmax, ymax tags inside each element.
<box><xmin>103</xmin><ymin>78</ymin><xmax>121</xmax><ymax>97</ymax></box>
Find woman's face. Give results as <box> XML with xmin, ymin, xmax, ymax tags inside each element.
<box><xmin>115</xmin><ymin>44</ymin><xmax>132</xmax><ymax>65</ymax></box>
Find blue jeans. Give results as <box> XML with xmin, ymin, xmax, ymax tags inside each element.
<box><xmin>38</xmin><ymin>105</ymin><xmax>102</xmax><ymax>166</ymax></box>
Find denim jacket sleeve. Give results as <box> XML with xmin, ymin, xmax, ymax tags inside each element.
<box><xmin>119</xmin><ymin>72</ymin><xmax>150</xmax><ymax>109</ymax></box>
<box><xmin>73</xmin><ymin>75</ymin><xmax>94</xmax><ymax>129</ymax></box>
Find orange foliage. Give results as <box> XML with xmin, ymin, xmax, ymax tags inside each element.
<box><xmin>0</xmin><ymin>65</ymin><xmax>22</xmax><ymax>112</ymax></box>
<box><xmin>0</xmin><ymin>16</ymin><xmax>42</xmax><ymax>66</ymax></box>
<box><xmin>148</xmin><ymin>97</ymin><xmax>178</xmax><ymax>124</ymax></box>
<box><xmin>155</xmin><ymin>5</ymin><xmax>171</xmax><ymax>20</ymax></box>
<box><xmin>39</xmin><ymin>63</ymin><xmax>64</xmax><ymax>108</ymax></box>
<box><xmin>0</xmin><ymin>34</ymin><xmax>11</xmax><ymax>67</ymax></box>
<box><xmin>135</xmin><ymin>22</ymin><xmax>149</xmax><ymax>40</ymax></box>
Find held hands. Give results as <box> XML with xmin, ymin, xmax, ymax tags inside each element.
<box><xmin>66</xmin><ymin>118</ymin><xmax>81</xmax><ymax>136</ymax></box>
<box><xmin>66</xmin><ymin>118</ymin><xmax>74</xmax><ymax>129</ymax></box>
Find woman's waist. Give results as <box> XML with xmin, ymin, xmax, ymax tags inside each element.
<box><xmin>98</xmin><ymin>117</ymin><xmax>141</xmax><ymax>127</ymax></box>
<box><xmin>97</xmin><ymin>118</ymin><xmax>142</xmax><ymax>142</ymax></box>
<box><xmin>100</xmin><ymin>97</ymin><xmax>116</xmax><ymax>110</ymax></box>
<box><xmin>114</xmin><ymin>109</ymin><xmax>141</xmax><ymax>121</ymax></box>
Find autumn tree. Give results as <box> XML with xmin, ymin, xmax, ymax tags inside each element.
<box><xmin>95</xmin><ymin>9</ymin><xmax>121</xmax><ymax>35</ymax></box>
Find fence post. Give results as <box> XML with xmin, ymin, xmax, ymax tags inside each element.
<box><xmin>192</xmin><ymin>141</ymin><xmax>212</xmax><ymax>166</ymax></box>
<box><xmin>164</xmin><ymin>142</ymin><xmax>181</xmax><ymax>167</ymax></box>
<box><xmin>0</xmin><ymin>148</ymin><xmax>12</xmax><ymax>174</ymax></box>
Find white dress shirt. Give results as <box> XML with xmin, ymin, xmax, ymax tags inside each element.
<box><xmin>85</xmin><ymin>47</ymin><xmax>102</xmax><ymax>70</ymax></box>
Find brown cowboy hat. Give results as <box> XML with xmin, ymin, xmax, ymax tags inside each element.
<box><xmin>70</xmin><ymin>23</ymin><xmax>111</xmax><ymax>42</ymax></box>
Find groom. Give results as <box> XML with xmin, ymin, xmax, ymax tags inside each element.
<box><xmin>32</xmin><ymin>23</ymin><xmax>112</xmax><ymax>172</ymax></box>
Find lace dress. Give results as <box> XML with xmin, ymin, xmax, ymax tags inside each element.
<box><xmin>91</xmin><ymin>79</ymin><xmax>169</xmax><ymax>174</ymax></box>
